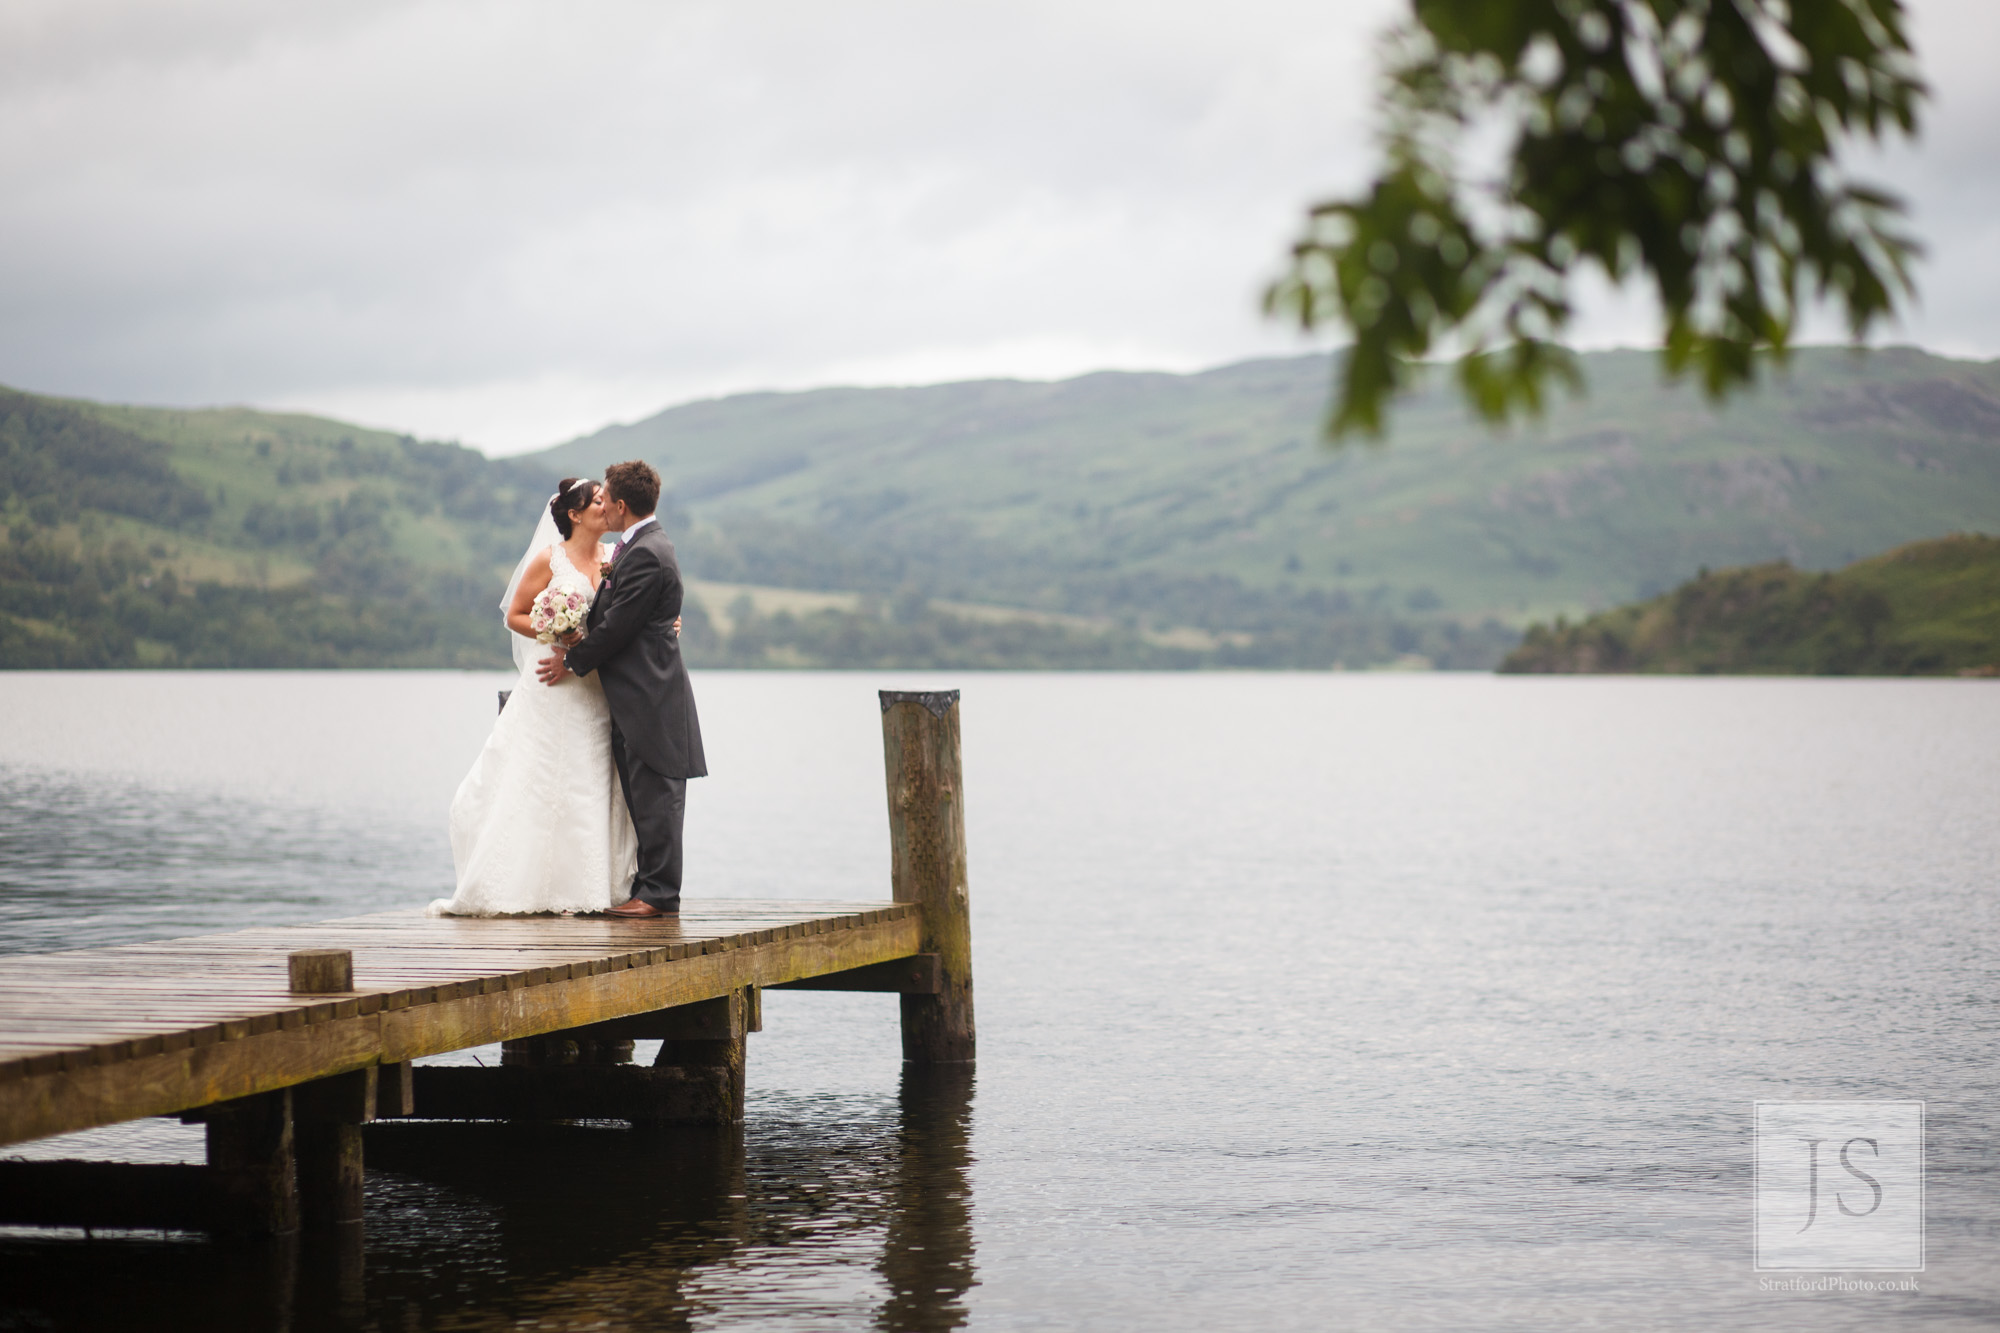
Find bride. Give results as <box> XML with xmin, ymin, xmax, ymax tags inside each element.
<box><xmin>429</xmin><ymin>478</ymin><xmax>637</xmax><ymax>916</ymax></box>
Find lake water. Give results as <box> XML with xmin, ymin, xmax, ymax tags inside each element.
<box><xmin>0</xmin><ymin>670</ymin><xmax>1995</xmax><ymax>1331</ymax></box>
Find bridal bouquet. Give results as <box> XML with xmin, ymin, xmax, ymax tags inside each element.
<box><xmin>529</xmin><ymin>585</ymin><xmax>589</xmax><ymax>644</ymax></box>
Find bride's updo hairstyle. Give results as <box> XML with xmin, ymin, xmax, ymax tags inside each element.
<box><xmin>549</xmin><ymin>477</ymin><xmax>599</xmax><ymax>539</ymax></box>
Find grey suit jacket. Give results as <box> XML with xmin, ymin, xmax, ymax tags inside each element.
<box><xmin>563</xmin><ymin>522</ymin><xmax>707</xmax><ymax>779</ymax></box>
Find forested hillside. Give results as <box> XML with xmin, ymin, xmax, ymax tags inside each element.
<box><xmin>4</xmin><ymin>345</ymin><xmax>1998</xmax><ymax>669</ymax></box>
<box><xmin>0</xmin><ymin>388</ymin><xmax>544</xmax><ymax>666</ymax></box>
<box><xmin>1501</xmin><ymin>534</ymin><xmax>2000</xmax><ymax>675</ymax></box>
<box><xmin>539</xmin><ymin>347</ymin><xmax>2000</xmax><ymax>636</ymax></box>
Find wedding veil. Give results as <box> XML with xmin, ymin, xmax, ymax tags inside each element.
<box><xmin>500</xmin><ymin>500</ymin><xmax>563</xmax><ymax>676</ymax></box>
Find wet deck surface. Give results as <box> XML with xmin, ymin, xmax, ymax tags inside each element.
<box><xmin>0</xmin><ymin>901</ymin><xmax>920</xmax><ymax>1144</ymax></box>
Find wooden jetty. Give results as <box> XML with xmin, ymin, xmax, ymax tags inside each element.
<box><xmin>0</xmin><ymin>689</ymin><xmax>974</xmax><ymax>1237</ymax></box>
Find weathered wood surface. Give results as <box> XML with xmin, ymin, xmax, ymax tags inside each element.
<box><xmin>288</xmin><ymin>949</ymin><xmax>353</xmax><ymax>994</ymax></box>
<box><xmin>879</xmin><ymin>691</ymin><xmax>976</xmax><ymax>1063</ymax></box>
<box><xmin>294</xmin><ymin>1067</ymin><xmax>376</xmax><ymax>1229</ymax></box>
<box><xmin>0</xmin><ymin>900</ymin><xmax>920</xmax><ymax>1146</ymax></box>
<box><xmin>769</xmin><ymin>953</ymin><xmax>941</xmax><ymax>994</ymax></box>
<box><xmin>652</xmin><ymin>986</ymin><xmax>751</xmax><ymax>1124</ymax></box>
<box><xmin>205</xmin><ymin>1089</ymin><xmax>297</xmax><ymax>1234</ymax></box>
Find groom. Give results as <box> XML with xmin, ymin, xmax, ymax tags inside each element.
<box><xmin>539</xmin><ymin>460</ymin><xmax>706</xmax><ymax>918</ymax></box>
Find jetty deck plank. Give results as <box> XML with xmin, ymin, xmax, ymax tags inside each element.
<box><xmin>0</xmin><ymin>900</ymin><xmax>921</xmax><ymax>1145</ymax></box>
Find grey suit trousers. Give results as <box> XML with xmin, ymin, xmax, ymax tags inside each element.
<box><xmin>611</xmin><ymin>721</ymin><xmax>683</xmax><ymax>911</ymax></box>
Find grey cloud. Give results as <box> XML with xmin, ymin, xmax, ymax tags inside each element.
<box><xmin>0</xmin><ymin>0</ymin><xmax>1991</xmax><ymax>452</ymax></box>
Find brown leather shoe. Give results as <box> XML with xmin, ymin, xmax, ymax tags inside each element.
<box><xmin>605</xmin><ymin>899</ymin><xmax>676</xmax><ymax>918</ymax></box>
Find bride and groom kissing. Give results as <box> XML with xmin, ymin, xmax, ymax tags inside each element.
<box><xmin>429</xmin><ymin>460</ymin><xmax>705</xmax><ymax>921</ymax></box>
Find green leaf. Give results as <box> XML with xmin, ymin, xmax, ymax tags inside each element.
<box><xmin>1270</xmin><ymin>0</ymin><xmax>1925</xmax><ymax>440</ymax></box>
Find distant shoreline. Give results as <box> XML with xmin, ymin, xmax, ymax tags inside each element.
<box><xmin>1503</xmin><ymin>534</ymin><xmax>2000</xmax><ymax>677</ymax></box>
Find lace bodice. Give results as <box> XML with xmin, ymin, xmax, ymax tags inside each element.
<box><xmin>547</xmin><ymin>543</ymin><xmax>597</xmax><ymax>600</ymax></box>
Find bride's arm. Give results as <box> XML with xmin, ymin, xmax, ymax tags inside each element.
<box><xmin>506</xmin><ymin>550</ymin><xmax>555</xmax><ymax>639</ymax></box>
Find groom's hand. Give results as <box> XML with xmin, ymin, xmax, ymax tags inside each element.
<box><xmin>537</xmin><ymin>649</ymin><xmax>571</xmax><ymax>686</ymax></box>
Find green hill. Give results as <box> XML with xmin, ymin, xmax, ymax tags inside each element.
<box><xmin>1499</xmin><ymin>534</ymin><xmax>2000</xmax><ymax>675</ymax></box>
<box><xmin>536</xmin><ymin>346</ymin><xmax>2000</xmax><ymax>638</ymax></box>
<box><xmin>0</xmin><ymin>386</ymin><xmax>1232</xmax><ymax>669</ymax></box>
<box><xmin>4</xmin><ymin>344</ymin><xmax>1999</xmax><ymax>669</ymax></box>
<box><xmin>0</xmin><ymin>387</ymin><xmax>547</xmax><ymax>667</ymax></box>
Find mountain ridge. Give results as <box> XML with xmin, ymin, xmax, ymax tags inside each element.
<box><xmin>528</xmin><ymin>346</ymin><xmax>2000</xmax><ymax>629</ymax></box>
<box><xmin>3</xmin><ymin>344</ymin><xmax>1998</xmax><ymax>669</ymax></box>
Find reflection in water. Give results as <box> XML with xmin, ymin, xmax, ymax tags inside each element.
<box><xmin>881</xmin><ymin>1068</ymin><xmax>976</xmax><ymax>1332</ymax></box>
<box><xmin>361</xmin><ymin>1119</ymin><xmax>751</xmax><ymax>1330</ymax></box>
<box><xmin>0</xmin><ymin>1069</ymin><xmax>976</xmax><ymax>1332</ymax></box>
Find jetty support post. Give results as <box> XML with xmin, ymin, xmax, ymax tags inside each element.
<box><xmin>293</xmin><ymin>1068</ymin><xmax>376</xmax><ymax>1230</ymax></box>
<box><xmin>205</xmin><ymin>1089</ymin><xmax>299</xmax><ymax>1235</ymax></box>
<box><xmin>650</xmin><ymin>988</ymin><xmax>753</xmax><ymax>1124</ymax></box>
<box><xmin>282</xmin><ymin>947</ymin><xmax>375</xmax><ymax>1231</ymax></box>
<box><xmin>407</xmin><ymin>993</ymin><xmax>753</xmax><ymax>1126</ymax></box>
<box><xmin>879</xmin><ymin>690</ymin><xmax>975</xmax><ymax>1064</ymax></box>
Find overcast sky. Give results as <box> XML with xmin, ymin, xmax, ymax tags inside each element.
<box><xmin>3</xmin><ymin>0</ymin><xmax>1995</xmax><ymax>455</ymax></box>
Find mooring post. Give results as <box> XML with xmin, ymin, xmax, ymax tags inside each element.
<box><xmin>288</xmin><ymin>949</ymin><xmax>352</xmax><ymax>995</ymax></box>
<box><xmin>879</xmin><ymin>690</ymin><xmax>975</xmax><ymax>1064</ymax></box>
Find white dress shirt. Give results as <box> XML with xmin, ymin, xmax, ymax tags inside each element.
<box><xmin>615</xmin><ymin>514</ymin><xmax>658</xmax><ymax>551</ymax></box>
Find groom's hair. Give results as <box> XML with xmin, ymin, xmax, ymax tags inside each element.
<box><xmin>603</xmin><ymin>460</ymin><xmax>660</xmax><ymax>517</ymax></box>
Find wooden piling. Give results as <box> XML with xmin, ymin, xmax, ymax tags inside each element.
<box><xmin>294</xmin><ymin>1068</ymin><xmax>376</xmax><ymax>1229</ymax></box>
<box><xmin>652</xmin><ymin>989</ymin><xmax>751</xmax><ymax>1123</ymax></box>
<box><xmin>376</xmin><ymin>1062</ymin><xmax>415</xmax><ymax>1119</ymax></box>
<box><xmin>205</xmin><ymin>1089</ymin><xmax>298</xmax><ymax>1235</ymax></box>
<box><xmin>879</xmin><ymin>690</ymin><xmax>976</xmax><ymax>1064</ymax></box>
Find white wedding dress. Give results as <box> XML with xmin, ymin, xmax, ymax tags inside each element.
<box><xmin>429</xmin><ymin>524</ymin><xmax>637</xmax><ymax>917</ymax></box>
